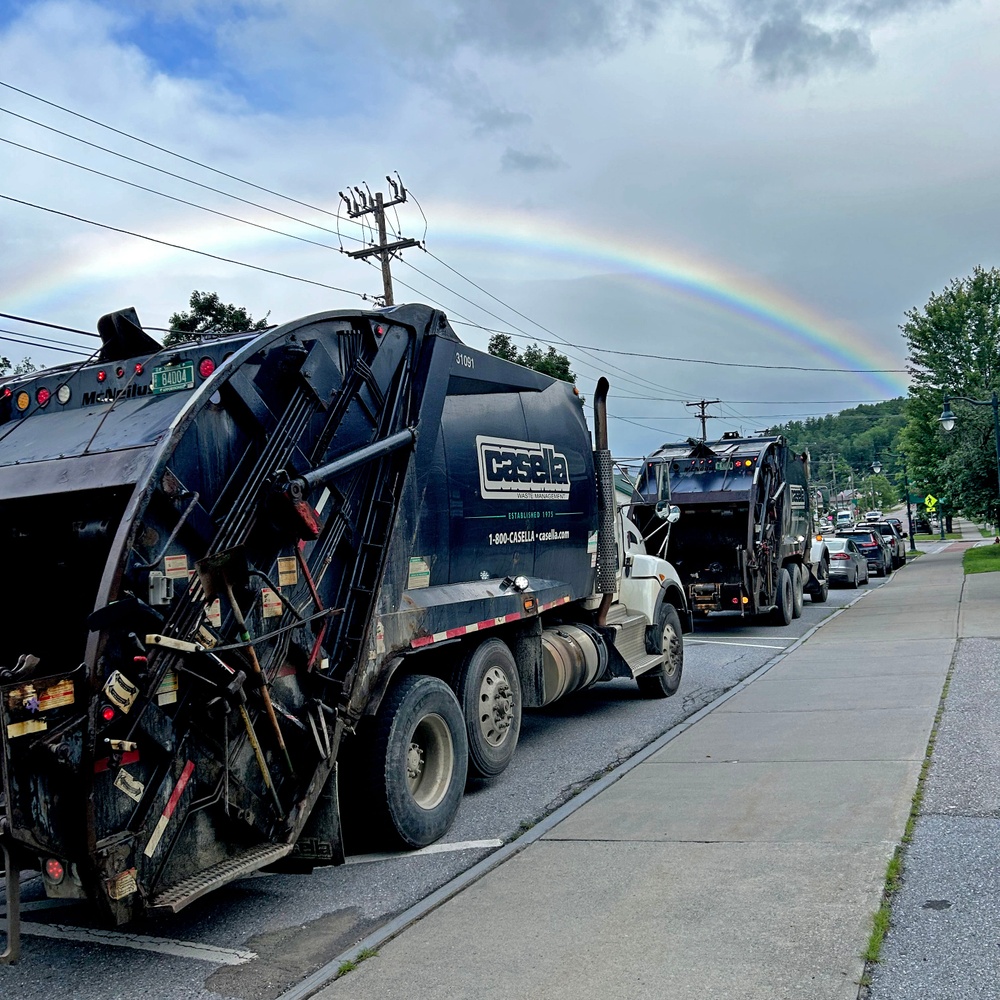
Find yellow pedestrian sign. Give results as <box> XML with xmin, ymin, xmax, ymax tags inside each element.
<box><xmin>925</xmin><ymin>493</ymin><xmax>938</xmax><ymax>510</ymax></box>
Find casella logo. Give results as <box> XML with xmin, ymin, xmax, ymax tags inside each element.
<box><xmin>476</xmin><ymin>436</ymin><xmax>571</xmax><ymax>501</ymax></box>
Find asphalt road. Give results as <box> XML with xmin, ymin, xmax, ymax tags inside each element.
<box><xmin>1</xmin><ymin>569</ymin><xmax>901</xmax><ymax>1000</ymax></box>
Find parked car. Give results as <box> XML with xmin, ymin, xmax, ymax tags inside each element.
<box><xmin>912</xmin><ymin>514</ymin><xmax>931</xmax><ymax>534</ymax></box>
<box><xmin>858</xmin><ymin>520</ymin><xmax>906</xmax><ymax>569</ymax></box>
<box><xmin>837</xmin><ymin>528</ymin><xmax>892</xmax><ymax>576</ymax></box>
<box><xmin>826</xmin><ymin>537</ymin><xmax>870</xmax><ymax>588</ymax></box>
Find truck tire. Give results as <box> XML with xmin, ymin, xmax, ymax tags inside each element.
<box><xmin>452</xmin><ymin>638</ymin><xmax>522</xmax><ymax>780</ymax></box>
<box><xmin>790</xmin><ymin>564</ymin><xmax>804</xmax><ymax>619</ymax></box>
<box><xmin>637</xmin><ymin>604</ymin><xmax>683</xmax><ymax>698</ymax></box>
<box><xmin>770</xmin><ymin>567</ymin><xmax>793</xmax><ymax>626</ymax></box>
<box><xmin>811</xmin><ymin>560</ymin><xmax>830</xmax><ymax>603</ymax></box>
<box><xmin>366</xmin><ymin>675</ymin><xmax>468</xmax><ymax>848</ymax></box>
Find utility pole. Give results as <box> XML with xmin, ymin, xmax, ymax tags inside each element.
<box><xmin>686</xmin><ymin>399</ymin><xmax>720</xmax><ymax>441</ymax></box>
<box><xmin>339</xmin><ymin>175</ymin><xmax>420</xmax><ymax>306</ymax></box>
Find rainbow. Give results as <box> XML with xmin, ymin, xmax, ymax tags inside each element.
<box><xmin>425</xmin><ymin>202</ymin><xmax>908</xmax><ymax>397</ymax></box>
<box><xmin>4</xmin><ymin>197</ymin><xmax>908</xmax><ymax>397</ymax></box>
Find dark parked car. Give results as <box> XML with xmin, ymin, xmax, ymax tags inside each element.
<box><xmin>837</xmin><ymin>528</ymin><xmax>892</xmax><ymax>577</ymax></box>
<box><xmin>912</xmin><ymin>514</ymin><xmax>931</xmax><ymax>534</ymax></box>
<box><xmin>857</xmin><ymin>520</ymin><xmax>906</xmax><ymax>569</ymax></box>
<box><xmin>826</xmin><ymin>537</ymin><xmax>870</xmax><ymax>588</ymax></box>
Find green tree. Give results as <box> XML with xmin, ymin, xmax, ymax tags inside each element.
<box><xmin>486</xmin><ymin>333</ymin><xmax>575</xmax><ymax>383</ymax></box>
<box><xmin>167</xmin><ymin>290</ymin><xmax>271</xmax><ymax>347</ymax></box>
<box><xmin>0</xmin><ymin>356</ymin><xmax>36</xmax><ymax>377</ymax></box>
<box><xmin>898</xmin><ymin>266</ymin><xmax>1000</xmax><ymax>522</ymax></box>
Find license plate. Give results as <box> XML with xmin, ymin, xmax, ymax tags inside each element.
<box><xmin>151</xmin><ymin>361</ymin><xmax>195</xmax><ymax>394</ymax></box>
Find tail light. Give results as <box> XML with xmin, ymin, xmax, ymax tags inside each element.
<box><xmin>44</xmin><ymin>858</ymin><xmax>65</xmax><ymax>883</ymax></box>
<box><xmin>198</xmin><ymin>357</ymin><xmax>216</xmax><ymax>379</ymax></box>
<box><xmin>832</xmin><ymin>553</ymin><xmax>850</xmax><ymax>561</ymax></box>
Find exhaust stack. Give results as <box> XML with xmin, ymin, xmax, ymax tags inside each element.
<box><xmin>593</xmin><ymin>377</ymin><xmax>616</xmax><ymax>625</ymax></box>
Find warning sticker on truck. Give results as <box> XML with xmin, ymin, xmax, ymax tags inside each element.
<box><xmin>106</xmin><ymin>868</ymin><xmax>138</xmax><ymax>900</ymax></box>
<box><xmin>156</xmin><ymin>670</ymin><xmax>178</xmax><ymax>707</ymax></box>
<box><xmin>262</xmin><ymin>588</ymin><xmax>283</xmax><ymax>618</ymax></box>
<box><xmin>114</xmin><ymin>768</ymin><xmax>145</xmax><ymax>803</ymax></box>
<box><xmin>407</xmin><ymin>557</ymin><xmax>430</xmax><ymax>589</ymax></box>
<box><xmin>103</xmin><ymin>670</ymin><xmax>139</xmax><ymax>715</ymax></box>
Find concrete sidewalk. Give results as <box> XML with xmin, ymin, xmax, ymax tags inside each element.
<box><xmin>315</xmin><ymin>539</ymin><xmax>975</xmax><ymax>1000</ymax></box>
<box><xmin>870</xmin><ymin>520</ymin><xmax>1000</xmax><ymax>1000</ymax></box>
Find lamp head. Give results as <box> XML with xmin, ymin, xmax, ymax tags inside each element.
<box><xmin>939</xmin><ymin>396</ymin><xmax>956</xmax><ymax>433</ymax></box>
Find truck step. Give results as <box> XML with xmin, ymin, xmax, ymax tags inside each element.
<box><xmin>629</xmin><ymin>652</ymin><xmax>667</xmax><ymax>678</ymax></box>
<box><xmin>149</xmin><ymin>843</ymin><xmax>293</xmax><ymax>914</ymax></box>
<box><xmin>609</xmin><ymin>611</ymin><xmax>652</xmax><ymax>667</ymax></box>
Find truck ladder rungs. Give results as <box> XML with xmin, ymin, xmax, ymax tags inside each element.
<box><xmin>150</xmin><ymin>843</ymin><xmax>293</xmax><ymax>914</ymax></box>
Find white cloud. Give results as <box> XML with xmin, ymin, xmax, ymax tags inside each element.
<box><xmin>0</xmin><ymin>0</ymin><xmax>997</xmax><ymax>455</ymax></box>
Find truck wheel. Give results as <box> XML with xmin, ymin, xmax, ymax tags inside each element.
<box><xmin>637</xmin><ymin>604</ymin><xmax>683</xmax><ymax>698</ymax></box>
<box><xmin>452</xmin><ymin>638</ymin><xmax>522</xmax><ymax>780</ymax></box>
<box><xmin>367</xmin><ymin>675</ymin><xmax>468</xmax><ymax>848</ymax></box>
<box><xmin>811</xmin><ymin>560</ymin><xmax>830</xmax><ymax>603</ymax></box>
<box><xmin>790</xmin><ymin>564</ymin><xmax>804</xmax><ymax>619</ymax></box>
<box><xmin>770</xmin><ymin>568</ymin><xmax>793</xmax><ymax>626</ymax></box>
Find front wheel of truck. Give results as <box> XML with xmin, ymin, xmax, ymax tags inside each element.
<box><xmin>811</xmin><ymin>559</ymin><xmax>830</xmax><ymax>603</ymax></box>
<box><xmin>637</xmin><ymin>604</ymin><xmax>684</xmax><ymax>698</ymax></box>
<box><xmin>367</xmin><ymin>674</ymin><xmax>468</xmax><ymax>848</ymax></box>
<box><xmin>453</xmin><ymin>638</ymin><xmax>522</xmax><ymax>780</ymax></box>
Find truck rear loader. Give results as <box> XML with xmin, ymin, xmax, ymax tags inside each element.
<box><xmin>632</xmin><ymin>432</ymin><xmax>829</xmax><ymax>624</ymax></box>
<box><xmin>0</xmin><ymin>303</ymin><xmax>690</xmax><ymax>961</ymax></box>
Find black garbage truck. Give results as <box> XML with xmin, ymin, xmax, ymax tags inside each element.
<box><xmin>631</xmin><ymin>432</ymin><xmax>829</xmax><ymax>624</ymax></box>
<box><xmin>0</xmin><ymin>303</ymin><xmax>690</xmax><ymax>960</ymax></box>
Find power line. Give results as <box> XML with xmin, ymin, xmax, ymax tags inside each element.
<box><xmin>0</xmin><ymin>105</ymin><xmax>367</xmax><ymax>248</ymax></box>
<box><xmin>0</xmin><ymin>79</ymin><xmax>361</xmax><ymax>229</ymax></box>
<box><xmin>0</xmin><ymin>193</ymin><xmax>369</xmax><ymax>299</ymax></box>
<box><xmin>0</xmin><ymin>135</ymin><xmax>351</xmax><ymax>255</ymax></box>
<box><xmin>447</xmin><ymin>320</ymin><xmax>905</xmax><ymax>373</ymax></box>
<box><xmin>0</xmin><ymin>312</ymin><xmax>99</xmax><ymax>338</ymax></box>
<box><xmin>0</xmin><ymin>329</ymin><xmax>91</xmax><ymax>355</ymax></box>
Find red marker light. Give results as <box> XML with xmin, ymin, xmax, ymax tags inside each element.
<box><xmin>44</xmin><ymin>858</ymin><xmax>65</xmax><ymax>883</ymax></box>
<box><xmin>375</xmin><ymin>324</ymin><xmax>385</xmax><ymax>336</ymax></box>
<box><xmin>198</xmin><ymin>357</ymin><xmax>215</xmax><ymax>379</ymax></box>
<box><xmin>115</xmin><ymin>366</ymin><xmax>125</xmax><ymax>378</ymax></box>
<box><xmin>101</xmin><ymin>705</ymin><xmax>115</xmax><ymax>722</ymax></box>
<box><xmin>97</xmin><ymin>370</ymin><xmax>107</xmax><ymax>383</ymax></box>
<box><xmin>36</xmin><ymin>386</ymin><xmax>51</xmax><ymax>407</ymax></box>
<box><xmin>3</xmin><ymin>386</ymin><xmax>10</xmax><ymax>397</ymax></box>
<box><xmin>134</xmin><ymin>363</ymin><xmax>144</xmax><ymax>375</ymax></box>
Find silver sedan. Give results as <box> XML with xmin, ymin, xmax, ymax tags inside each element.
<box><xmin>826</xmin><ymin>537</ymin><xmax>870</xmax><ymax>588</ymax></box>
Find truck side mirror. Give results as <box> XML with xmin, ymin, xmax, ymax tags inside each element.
<box><xmin>656</xmin><ymin>500</ymin><xmax>680</xmax><ymax>523</ymax></box>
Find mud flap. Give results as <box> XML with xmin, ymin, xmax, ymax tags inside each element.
<box><xmin>0</xmin><ymin>842</ymin><xmax>19</xmax><ymax>965</ymax></box>
<box><xmin>283</xmin><ymin>764</ymin><xmax>346</xmax><ymax>871</ymax></box>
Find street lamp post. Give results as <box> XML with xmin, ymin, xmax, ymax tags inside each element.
<box><xmin>939</xmin><ymin>391</ymin><xmax>1000</xmax><ymax>531</ymax></box>
<box><xmin>872</xmin><ymin>454</ymin><xmax>917</xmax><ymax>553</ymax></box>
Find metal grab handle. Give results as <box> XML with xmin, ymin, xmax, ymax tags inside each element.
<box><xmin>0</xmin><ymin>841</ymin><xmax>20</xmax><ymax>964</ymax></box>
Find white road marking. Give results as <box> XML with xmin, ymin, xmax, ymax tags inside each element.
<box><xmin>0</xmin><ymin>898</ymin><xmax>81</xmax><ymax>915</ymax></box>
<box><xmin>686</xmin><ymin>639</ymin><xmax>791</xmax><ymax>650</ymax></box>
<box><xmin>346</xmin><ymin>838</ymin><xmax>504</xmax><ymax>866</ymax></box>
<box><xmin>17</xmin><ymin>922</ymin><xmax>257</xmax><ymax>965</ymax></box>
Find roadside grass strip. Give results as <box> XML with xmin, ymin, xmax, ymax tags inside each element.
<box><xmin>963</xmin><ymin>545</ymin><xmax>1000</xmax><ymax>574</ymax></box>
<box><xmin>860</xmin><ymin>659</ymin><xmax>953</xmax><ymax>984</ymax></box>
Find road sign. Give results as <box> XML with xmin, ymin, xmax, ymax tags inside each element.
<box><xmin>924</xmin><ymin>493</ymin><xmax>938</xmax><ymax>510</ymax></box>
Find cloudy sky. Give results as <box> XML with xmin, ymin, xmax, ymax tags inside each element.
<box><xmin>0</xmin><ymin>0</ymin><xmax>996</xmax><ymax>455</ymax></box>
